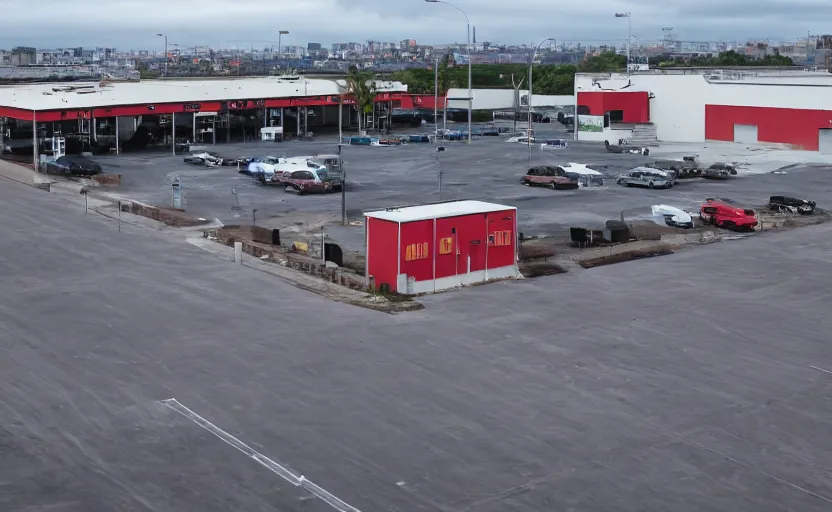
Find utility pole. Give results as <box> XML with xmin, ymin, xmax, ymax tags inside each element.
<box><xmin>528</xmin><ymin>38</ymin><xmax>555</xmax><ymax>159</ymax></box>
<box><xmin>434</xmin><ymin>57</ymin><xmax>439</xmax><ymax>143</ymax></box>
<box><xmin>436</xmin><ymin>146</ymin><xmax>445</xmax><ymax>199</ymax></box>
<box><xmin>157</xmin><ymin>33</ymin><xmax>168</xmax><ymax>76</ymax></box>
<box><xmin>339</xmin><ymin>144</ymin><xmax>346</xmax><ymax>225</ymax></box>
<box><xmin>511</xmin><ymin>73</ymin><xmax>524</xmax><ymax>136</ymax></box>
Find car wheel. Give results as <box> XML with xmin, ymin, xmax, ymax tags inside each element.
<box><xmin>721</xmin><ymin>220</ymin><xmax>735</xmax><ymax>229</ymax></box>
<box><xmin>648</xmin><ymin>181</ymin><xmax>655</xmax><ymax>189</ymax></box>
<box><xmin>549</xmin><ymin>181</ymin><xmax>557</xmax><ymax>190</ymax></box>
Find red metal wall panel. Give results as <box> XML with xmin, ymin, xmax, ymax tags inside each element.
<box><xmin>0</xmin><ymin>106</ymin><xmax>33</xmax><ymax>119</ymax></box>
<box><xmin>433</xmin><ymin>215</ymin><xmax>481</xmax><ymax>279</ymax></box>
<box><xmin>577</xmin><ymin>91</ymin><xmax>650</xmax><ymax>123</ymax></box>
<box><xmin>485</xmin><ymin>209</ymin><xmax>516</xmax><ymax>269</ymax></box>
<box><xmin>705</xmin><ymin>104</ymin><xmax>832</xmax><ymax>150</ymax></box>
<box><xmin>1</xmin><ymin>93</ymin><xmax>414</xmax><ymax>121</ymax></box>
<box><xmin>399</xmin><ymin>219</ymin><xmax>434</xmax><ymax>282</ymax></box>
<box><xmin>366</xmin><ymin>218</ymin><xmax>400</xmax><ymax>291</ymax></box>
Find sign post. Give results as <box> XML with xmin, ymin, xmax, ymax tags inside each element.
<box><xmin>171</xmin><ymin>176</ymin><xmax>182</xmax><ymax>209</ymax></box>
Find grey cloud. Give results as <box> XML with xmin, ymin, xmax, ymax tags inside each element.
<box><xmin>0</xmin><ymin>0</ymin><xmax>829</xmax><ymax>49</ymax></box>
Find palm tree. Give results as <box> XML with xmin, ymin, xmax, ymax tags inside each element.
<box><xmin>343</xmin><ymin>66</ymin><xmax>377</xmax><ymax>135</ymax></box>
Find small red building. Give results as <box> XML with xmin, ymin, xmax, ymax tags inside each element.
<box><xmin>364</xmin><ymin>200</ymin><xmax>519</xmax><ymax>294</ymax></box>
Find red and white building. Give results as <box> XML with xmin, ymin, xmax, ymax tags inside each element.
<box><xmin>0</xmin><ymin>76</ymin><xmax>412</xmax><ymax>157</ymax></box>
<box><xmin>364</xmin><ymin>200</ymin><xmax>519</xmax><ymax>294</ymax></box>
<box><xmin>575</xmin><ymin>69</ymin><xmax>832</xmax><ymax>153</ymax></box>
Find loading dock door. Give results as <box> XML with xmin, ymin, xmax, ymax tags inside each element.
<box><xmin>733</xmin><ymin>124</ymin><xmax>758</xmax><ymax>144</ymax></box>
<box><xmin>819</xmin><ymin>129</ymin><xmax>832</xmax><ymax>154</ymax></box>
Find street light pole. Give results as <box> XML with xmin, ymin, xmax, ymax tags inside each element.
<box><xmin>339</xmin><ymin>144</ymin><xmax>346</xmax><ymax>225</ymax></box>
<box><xmin>157</xmin><ymin>33</ymin><xmax>168</xmax><ymax>76</ymax></box>
<box><xmin>615</xmin><ymin>12</ymin><xmax>631</xmax><ymax>74</ymax></box>
<box><xmin>434</xmin><ymin>57</ymin><xmax>439</xmax><ymax>143</ymax></box>
<box><xmin>277</xmin><ymin>30</ymin><xmax>289</xmax><ymax>70</ymax></box>
<box><xmin>425</xmin><ymin>0</ymin><xmax>472</xmax><ymax>144</ymax></box>
<box><xmin>436</xmin><ymin>146</ymin><xmax>446</xmax><ymax>199</ymax></box>
<box><xmin>528</xmin><ymin>38</ymin><xmax>555</xmax><ymax>160</ymax></box>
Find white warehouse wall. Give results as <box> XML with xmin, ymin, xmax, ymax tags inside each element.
<box><xmin>446</xmin><ymin>88</ymin><xmax>573</xmax><ymax>110</ymax></box>
<box><xmin>575</xmin><ymin>72</ymin><xmax>832</xmax><ymax>143</ymax></box>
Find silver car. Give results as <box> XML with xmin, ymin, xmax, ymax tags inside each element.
<box><xmin>616</xmin><ymin>167</ymin><xmax>673</xmax><ymax>189</ymax></box>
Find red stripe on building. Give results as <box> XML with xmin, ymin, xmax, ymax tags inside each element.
<box><xmin>577</xmin><ymin>91</ymin><xmax>650</xmax><ymax>123</ymax></box>
<box><xmin>705</xmin><ymin>105</ymin><xmax>832</xmax><ymax>151</ymax></box>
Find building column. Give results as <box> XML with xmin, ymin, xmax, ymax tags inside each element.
<box><xmin>115</xmin><ymin>116</ymin><xmax>119</xmax><ymax>155</ymax></box>
<box><xmin>297</xmin><ymin>106</ymin><xmax>301</xmax><ymax>137</ymax></box>
<box><xmin>32</xmin><ymin>111</ymin><xmax>38</xmax><ymax>173</ymax></box>
<box><xmin>192</xmin><ymin>112</ymin><xmax>196</xmax><ymax>142</ymax></box>
<box><xmin>92</xmin><ymin>116</ymin><xmax>97</xmax><ymax>142</ymax></box>
<box><xmin>171</xmin><ymin>113</ymin><xmax>176</xmax><ymax>155</ymax></box>
<box><xmin>225</xmin><ymin>112</ymin><xmax>230</xmax><ymax>142</ymax></box>
<box><xmin>212</xmin><ymin>116</ymin><xmax>216</xmax><ymax>145</ymax></box>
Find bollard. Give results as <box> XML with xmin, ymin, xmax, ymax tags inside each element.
<box><xmin>234</xmin><ymin>242</ymin><xmax>243</xmax><ymax>264</ymax></box>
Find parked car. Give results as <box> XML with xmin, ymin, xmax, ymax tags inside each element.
<box><xmin>506</xmin><ymin>135</ymin><xmax>535</xmax><ymax>144</ymax></box>
<box><xmin>651</xmin><ymin>204</ymin><xmax>694</xmax><ymax>228</ymax></box>
<box><xmin>370</xmin><ymin>137</ymin><xmax>402</xmax><ymax>146</ymax></box>
<box><xmin>523</xmin><ymin>166</ymin><xmax>579</xmax><ymax>190</ymax></box>
<box><xmin>44</xmin><ymin>155</ymin><xmax>102</xmax><ymax>176</ymax></box>
<box><xmin>604</xmin><ymin>139</ymin><xmax>650</xmax><ymax>155</ymax></box>
<box><xmin>768</xmin><ymin>195</ymin><xmax>816</xmax><ymax>215</ymax></box>
<box><xmin>616</xmin><ymin>168</ymin><xmax>673</xmax><ymax>189</ymax></box>
<box><xmin>539</xmin><ymin>139</ymin><xmax>568</xmax><ymax>149</ymax></box>
<box><xmin>703</xmin><ymin>163</ymin><xmax>738</xmax><ymax>179</ymax></box>
<box><xmin>699</xmin><ymin>198</ymin><xmax>758</xmax><ymax>230</ymax></box>
<box><xmin>277</xmin><ymin>168</ymin><xmax>343</xmax><ymax>194</ymax></box>
<box><xmin>561</xmin><ymin>162</ymin><xmax>605</xmax><ymax>187</ymax></box>
<box><xmin>183</xmin><ymin>151</ymin><xmax>231</xmax><ymax>166</ymax></box>
<box><xmin>647</xmin><ymin>157</ymin><xmax>702</xmax><ymax>179</ymax></box>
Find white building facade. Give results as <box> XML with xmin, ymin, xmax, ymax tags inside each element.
<box><xmin>574</xmin><ymin>69</ymin><xmax>832</xmax><ymax>153</ymax></box>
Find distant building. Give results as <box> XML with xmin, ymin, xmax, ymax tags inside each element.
<box><xmin>10</xmin><ymin>47</ymin><xmax>36</xmax><ymax>66</ymax></box>
<box><xmin>307</xmin><ymin>42</ymin><xmax>322</xmax><ymax>51</ymax></box>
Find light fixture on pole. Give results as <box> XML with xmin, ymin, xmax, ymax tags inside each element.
<box><xmin>425</xmin><ymin>0</ymin><xmax>473</xmax><ymax>144</ymax></box>
<box><xmin>434</xmin><ymin>57</ymin><xmax>439</xmax><ymax>143</ymax></box>
<box><xmin>436</xmin><ymin>146</ymin><xmax>446</xmax><ymax>199</ymax></box>
<box><xmin>527</xmin><ymin>37</ymin><xmax>555</xmax><ymax>160</ymax></box>
<box><xmin>614</xmin><ymin>12</ymin><xmax>631</xmax><ymax>74</ymax></box>
<box><xmin>277</xmin><ymin>30</ymin><xmax>289</xmax><ymax>65</ymax></box>
<box><xmin>157</xmin><ymin>33</ymin><xmax>168</xmax><ymax>77</ymax></box>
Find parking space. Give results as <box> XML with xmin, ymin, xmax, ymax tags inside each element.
<box><xmin>96</xmin><ymin>127</ymin><xmax>832</xmax><ymax>243</ymax></box>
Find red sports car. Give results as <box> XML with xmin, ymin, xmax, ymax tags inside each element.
<box><xmin>699</xmin><ymin>198</ymin><xmax>758</xmax><ymax>230</ymax></box>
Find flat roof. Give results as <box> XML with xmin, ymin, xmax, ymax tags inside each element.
<box><xmin>0</xmin><ymin>76</ymin><xmax>408</xmax><ymax>111</ymax></box>
<box><xmin>364</xmin><ymin>200</ymin><xmax>516</xmax><ymax>223</ymax></box>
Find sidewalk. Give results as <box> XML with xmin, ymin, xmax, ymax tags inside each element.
<box><xmin>0</xmin><ymin>159</ymin><xmax>53</xmax><ymax>186</ymax></box>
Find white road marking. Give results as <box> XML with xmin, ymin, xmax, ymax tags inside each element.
<box><xmin>808</xmin><ymin>365</ymin><xmax>832</xmax><ymax>376</ymax></box>
<box><xmin>160</xmin><ymin>398</ymin><xmax>361</xmax><ymax>512</ymax></box>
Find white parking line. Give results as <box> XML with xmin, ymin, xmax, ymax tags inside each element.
<box><xmin>160</xmin><ymin>398</ymin><xmax>361</xmax><ymax>512</ymax></box>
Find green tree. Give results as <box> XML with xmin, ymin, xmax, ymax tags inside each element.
<box><xmin>577</xmin><ymin>51</ymin><xmax>627</xmax><ymax>73</ymax></box>
<box><xmin>344</xmin><ymin>66</ymin><xmax>377</xmax><ymax>134</ymax></box>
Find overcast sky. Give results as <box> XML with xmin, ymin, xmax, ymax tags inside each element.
<box><xmin>1</xmin><ymin>0</ymin><xmax>829</xmax><ymax>50</ymax></box>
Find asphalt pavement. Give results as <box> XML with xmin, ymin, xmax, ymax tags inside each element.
<box><xmin>2</xmin><ymin>168</ymin><xmax>832</xmax><ymax>511</ymax></box>
<box><xmin>95</xmin><ymin>128</ymin><xmax>832</xmax><ymax>248</ymax></box>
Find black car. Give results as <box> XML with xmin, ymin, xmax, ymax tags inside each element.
<box><xmin>703</xmin><ymin>163</ymin><xmax>738</xmax><ymax>179</ymax></box>
<box><xmin>44</xmin><ymin>156</ymin><xmax>102</xmax><ymax>176</ymax></box>
<box><xmin>768</xmin><ymin>195</ymin><xmax>816</xmax><ymax>215</ymax></box>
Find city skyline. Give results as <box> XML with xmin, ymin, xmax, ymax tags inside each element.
<box><xmin>0</xmin><ymin>0</ymin><xmax>829</xmax><ymax>50</ymax></box>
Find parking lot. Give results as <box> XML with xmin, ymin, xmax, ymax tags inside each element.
<box><xmin>94</xmin><ymin>125</ymin><xmax>832</xmax><ymax>252</ymax></box>
<box><xmin>5</xmin><ymin>175</ymin><xmax>832</xmax><ymax>512</ymax></box>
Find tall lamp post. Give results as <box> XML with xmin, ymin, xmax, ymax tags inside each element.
<box><xmin>425</xmin><ymin>0</ymin><xmax>472</xmax><ymax>144</ymax></box>
<box><xmin>277</xmin><ymin>30</ymin><xmax>289</xmax><ymax>68</ymax></box>
<box><xmin>527</xmin><ymin>38</ymin><xmax>555</xmax><ymax>159</ymax></box>
<box><xmin>156</xmin><ymin>33</ymin><xmax>168</xmax><ymax>77</ymax></box>
<box><xmin>615</xmin><ymin>12</ymin><xmax>631</xmax><ymax>75</ymax></box>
